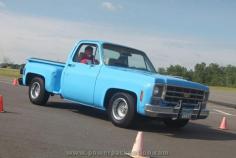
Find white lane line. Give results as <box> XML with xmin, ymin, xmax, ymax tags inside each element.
<box><xmin>210</xmin><ymin>111</ymin><xmax>221</xmax><ymax>115</ymax></box>
<box><xmin>213</xmin><ymin>109</ymin><xmax>233</xmax><ymax>116</ymax></box>
<box><xmin>210</xmin><ymin>105</ymin><xmax>236</xmax><ymax>110</ymax></box>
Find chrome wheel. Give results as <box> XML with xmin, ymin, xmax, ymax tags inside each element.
<box><xmin>112</xmin><ymin>98</ymin><xmax>128</xmax><ymax>120</ymax></box>
<box><xmin>30</xmin><ymin>82</ymin><xmax>41</xmax><ymax>99</ymax></box>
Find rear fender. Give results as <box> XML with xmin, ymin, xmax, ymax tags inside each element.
<box><xmin>24</xmin><ymin>63</ymin><xmax>63</xmax><ymax>93</ymax></box>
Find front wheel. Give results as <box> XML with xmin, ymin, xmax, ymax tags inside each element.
<box><xmin>29</xmin><ymin>77</ymin><xmax>49</xmax><ymax>105</ymax></box>
<box><xmin>108</xmin><ymin>92</ymin><xmax>136</xmax><ymax>128</ymax></box>
<box><xmin>163</xmin><ymin>118</ymin><xmax>189</xmax><ymax>128</ymax></box>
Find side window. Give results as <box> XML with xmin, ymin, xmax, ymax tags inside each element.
<box><xmin>128</xmin><ymin>54</ymin><xmax>146</xmax><ymax>69</ymax></box>
<box><xmin>103</xmin><ymin>48</ymin><xmax>120</xmax><ymax>65</ymax></box>
<box><xmin>73</xmin><ymin>44</ymin><xmax>100</xmax><ymax>65</ymax></box>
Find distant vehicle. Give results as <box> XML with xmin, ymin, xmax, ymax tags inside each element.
<box><xmin>18</xmin><ymin>40</ymin><xmax>209</xmax><ymax>128</ymax></box>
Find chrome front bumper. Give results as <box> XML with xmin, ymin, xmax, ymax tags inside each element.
<box><xmin>145</xmin><ymin>104</ymin><xmax>209</xmax><ymax>119</ymax></box>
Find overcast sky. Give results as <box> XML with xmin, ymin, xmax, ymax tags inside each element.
<box><xmin>0</xmin><ymin>0</ymin><xmax>235</xmax><ymax>68</ymax></box>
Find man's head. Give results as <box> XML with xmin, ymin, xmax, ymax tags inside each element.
<box><xmin>85</xmin><ymin>46</ymin><xmax>93</xmax><ymax>58</ymax></box>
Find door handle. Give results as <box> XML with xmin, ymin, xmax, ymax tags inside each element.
<box><xmin>68</xmin><ymin>63</ymin><xmax>75</xmax><ymax>67</ymax></box>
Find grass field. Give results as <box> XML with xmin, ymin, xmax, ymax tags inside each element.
<box><xmin>0</xmin><ymin>68</ymin><xmax>21</xmax><ymax>78</ymax></box>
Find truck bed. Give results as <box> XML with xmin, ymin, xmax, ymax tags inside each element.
<box><xmin>28</xmin><ymin>58</ymin><xmax>65</xmax><ymax>67</ymax></box>
<box><xmin>25</xmin><ymin>58</ymin><xmax>66</xmax><ymax>93</ymax></box>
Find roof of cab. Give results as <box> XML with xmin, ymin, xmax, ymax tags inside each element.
<box><xmin>77</xmin><ymin>40</ymin><xmax>106</xmax><ymax>45</ymax></box>
<box><xmin>77</xmin><ymin>40</ymin><xmax>144</xmax><ymax>52</ymax></box>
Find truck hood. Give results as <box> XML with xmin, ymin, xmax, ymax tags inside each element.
<box><xmin>110</xmin><ymin>67</ymin><xmax>209</xmax><ymax>91</ymax></box>
<box><xmin>154</xmin><ymin>74</ymin><xmax>208</xmax><ymax>91</ymax></box>
<box><xmin>145</xmin><ymin>71</ymin><xmax>208</xmax><ymax>91</ymax></box>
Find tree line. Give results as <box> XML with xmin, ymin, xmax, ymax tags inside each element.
<box><xmin>0</xmin><ymin>63</ymin><xmax>22</xmax><ymax>69</ymax></box>
<box><xmin>0</xmin><ymin>57</ymin><xmax>22</xmax><ymax>69</ymax></box>
<box><xmin>158</xmin><ymin>63</ymin><xmax>236</xmax><ymax>88</ymax></box>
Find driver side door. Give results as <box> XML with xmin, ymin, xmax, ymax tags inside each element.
<box><xmin>61</xmin><ymin>43</ymin><xmax>101</xmax><ymax>106</ymax></box>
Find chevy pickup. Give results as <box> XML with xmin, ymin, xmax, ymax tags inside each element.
<box><xmin>19</xmin><ymin>40</ymin><xmax>209</xmax><ymax>128</ymax></box>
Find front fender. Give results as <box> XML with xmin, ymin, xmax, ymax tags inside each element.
<box><xmin>93</xmin><ymin>66</ymin><xmax>155</xmax><ymax>115</ymax></box>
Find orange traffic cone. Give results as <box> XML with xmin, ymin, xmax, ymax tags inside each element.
<box><xmin>12</xmin><ymin>78</ymin><xmax>18</xmax><ymax>86</ymax></box>
<box><xmin>127</xmin><ymin>132</ymin><xmax>149</xmax><ymax>158</ymax></box>
<box><xmin>219</xmin><ymin>117</ymin><xmax>228</xmax><ymax>130</ymax></box>
<box><xmin>0</xmin><ymin>95</ymin><xmax>4</xmax><ymax>113</ymax></box>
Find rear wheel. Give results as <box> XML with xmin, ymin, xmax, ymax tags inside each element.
<box><xmin>163</xmin><ymin>118</ymin><xmax>189</xmax><ymax>128</ymax></box>
<box><xmin>108</xmin><ymin>92</ymin><xmax>136</xmax><ymax>128</ymax></box>
<box><xmin>29</xmin><ymin>77</ymin><xmax>49</xmax><ymax>105</ymax></box>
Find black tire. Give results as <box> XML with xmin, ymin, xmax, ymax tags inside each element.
<box><xmin>29</xmin><ymin>77</ymin><xmax>49</xmax><ymax>105</ymax></box>
<box><xmin>108</xmin><ymin>92</ymin><xmax>136</xmax><ymax>128</ymax></box>
<box><xmin>163</xmin><ymin>119</ymin><xmax>189</xmax><ymax>128</ymax></box>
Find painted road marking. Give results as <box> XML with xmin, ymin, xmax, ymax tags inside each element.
<box><xmin>213</xmin><ymin>107</ymin><xmax>234</xmax><ymax>111</ymax></box>
<box><xmin>213</xmin><ymin>109</ymin><xmax>233</xmax><ymax>116</ymax></box>
<box><xmin>210</xmin><ymin>111</ymin><xmax>222</xmax><ymax>115</ymax></box>
<box><xmin>210</xmin><ymin>105</ymin><xmax>236</xmax><ymax>110</ymax></box>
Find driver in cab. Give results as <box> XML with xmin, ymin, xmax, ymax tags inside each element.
<box><xmin>80</xmin><ymin>46</ymin><xmax>94</xmax><ymax>64</ymax></box>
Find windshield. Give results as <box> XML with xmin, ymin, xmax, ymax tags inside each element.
<box><xmin>102</xmin><ymin>43</ymin><xmax>156</xmax><ymax>73</ymax></box>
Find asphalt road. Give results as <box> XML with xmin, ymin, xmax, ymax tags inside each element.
<box><xmin>209</xmin><ymin>88</ymin><xmax>236</xmax><ymax>108</ymax></box>
<box><xmin>0</xmin><ymin>78</ymin><xmax>236</xmax><ymax>158</ymax></box>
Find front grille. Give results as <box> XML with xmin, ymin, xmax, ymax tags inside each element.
<box><xmin>164</xmin><ymin>85</ymin><xmax>204</xmax><ymax>105</ymax></box>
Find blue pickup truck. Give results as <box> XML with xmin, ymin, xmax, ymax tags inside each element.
<box><xmin>19</xmin><ymin>40</ymin><xmax>209</xmax><ymax>128</ymax></box>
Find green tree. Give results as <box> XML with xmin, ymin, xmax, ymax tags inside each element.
<box><xmin>158</xmin><ymin>67</ymin><xmax>167</xmax><ymax>75</ymax></box>
<box><xmin>157</xmin><ymin>63</ymin><xmax>236</xmax><ymax>88</ymax></box>
<box><xmin>193</xmin><ymin>62</ymin><xmax>207</xmax><ymax>83</ymax></box>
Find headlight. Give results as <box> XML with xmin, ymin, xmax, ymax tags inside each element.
<box><xmin>153</xmin><ymin>85</ymin><xmax>164</xmax><ymax>98</ymax></box>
